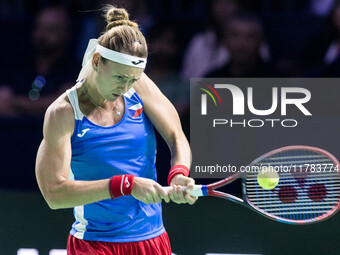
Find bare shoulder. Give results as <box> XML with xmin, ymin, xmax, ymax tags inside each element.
<box><xmin>43</xmin><ymin>92</ymin><xmax>75</xmax><ymax>144</ymax></box>
<box><xmin>133</xmin><ymin>73</ymin><xmax>182</xmax><ymax>143</ymax></box>
<box><xmin>133</xmin><ymin>73</ymin><xmax>162</xmax><ymax>103</ymax></box>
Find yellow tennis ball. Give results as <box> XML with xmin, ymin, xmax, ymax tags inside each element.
<box><xmin>257</xmin><ymin>166</ymin><xmax>279</xmax><ymax>190</ymax></box>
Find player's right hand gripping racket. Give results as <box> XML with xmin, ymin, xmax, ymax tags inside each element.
<box><xmin>165</xmin><ymin>145</ymin><xmax>340</xmax><ymax>224</ymax></box>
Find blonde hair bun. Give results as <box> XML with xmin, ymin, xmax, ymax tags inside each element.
<box><xmin>105</xmin><ymin>5</ymin><xmax>138</xmax><ymax>31</ymax></box>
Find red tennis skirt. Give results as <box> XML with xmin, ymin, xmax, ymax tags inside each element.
<box><xmin>67</xmin><ymin>231</ymin><xmax>172</xmax><ymax>255</ymax></box>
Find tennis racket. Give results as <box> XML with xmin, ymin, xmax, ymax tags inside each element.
<box><xmin>165</xmin><ymin>145</ymin><xmax>340</xmax><ymax>224</ymax></box>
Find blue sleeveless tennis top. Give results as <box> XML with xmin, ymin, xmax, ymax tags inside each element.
<box><xmin>66</xmin><ymin>85</ymin><xmax>164</xmax><ymax>242</ymax></box>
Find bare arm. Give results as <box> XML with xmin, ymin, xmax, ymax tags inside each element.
<box><xmin>134</xmin><ymin>73</ymin><xmax>197</xmax><ymax>204</ymax></box>
<box><xmin>135</xmin><ymin>74</ymin><xmax>191</xmax><ymax>167</ymax></box>
<box><xmin>35</xmin><ymin>99</ymin><xmax>111</xmax><ymax>209</ymax></box>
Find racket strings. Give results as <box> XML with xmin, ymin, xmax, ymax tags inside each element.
<box><xmin>244</xmin><ymin>149</ymin><xmax>340</xmax><ymax>222</ymax></box>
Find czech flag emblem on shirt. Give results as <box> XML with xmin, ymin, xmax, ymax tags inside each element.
<box><xmin>129</xmin><ymin>103</ymin><xmax>143</xmax><ymax>118</ymax></box>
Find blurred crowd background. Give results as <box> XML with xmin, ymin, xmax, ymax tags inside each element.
<box><xmin>1</xmin><ymin>0</ymin><xmax>340</xmax><ymax>190</ymax></box>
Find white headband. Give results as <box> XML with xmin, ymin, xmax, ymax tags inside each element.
<box><xmin>77</xmin><ymin>39</ymin><xmax>147</xmax><ymax>81</ymax></box>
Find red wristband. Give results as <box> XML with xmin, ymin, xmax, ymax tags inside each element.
<box><xmin>109</xmin><ymin>175</ymin><xmax>135</xmax><ymax>199</ymax></box>
<box><xmin>167</xmin><ymin>165</ymin><xmax>189</xmax><ymax>185</ymax></box>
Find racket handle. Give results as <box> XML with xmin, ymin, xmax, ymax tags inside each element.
<box><xmin>163</xmin><ymin>185</ymin><xmax>205</xmax><ymax>197</ymax></box>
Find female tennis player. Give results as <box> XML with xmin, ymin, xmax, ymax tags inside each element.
<box><xmin>35</xmin><ymin>5</ymin><xmax>196</xmax><ymax>255</ymax></box>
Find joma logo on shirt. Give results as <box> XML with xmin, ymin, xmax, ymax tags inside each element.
<box><xmin>77</xmin><ymin>128</ymin><xmax>90</xmax><ymax>137</ymax></box>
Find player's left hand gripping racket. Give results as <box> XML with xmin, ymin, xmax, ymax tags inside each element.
<box><xmin>165</xmin><ymin>145</ymin><xmax>340</xmax><ymax>224</ymax></box>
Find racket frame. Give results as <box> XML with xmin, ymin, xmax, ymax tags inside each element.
<box><xmin>242</xmin><ymin>145</ymin><xmax>340</xmax><ymax>224</ymax></box>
